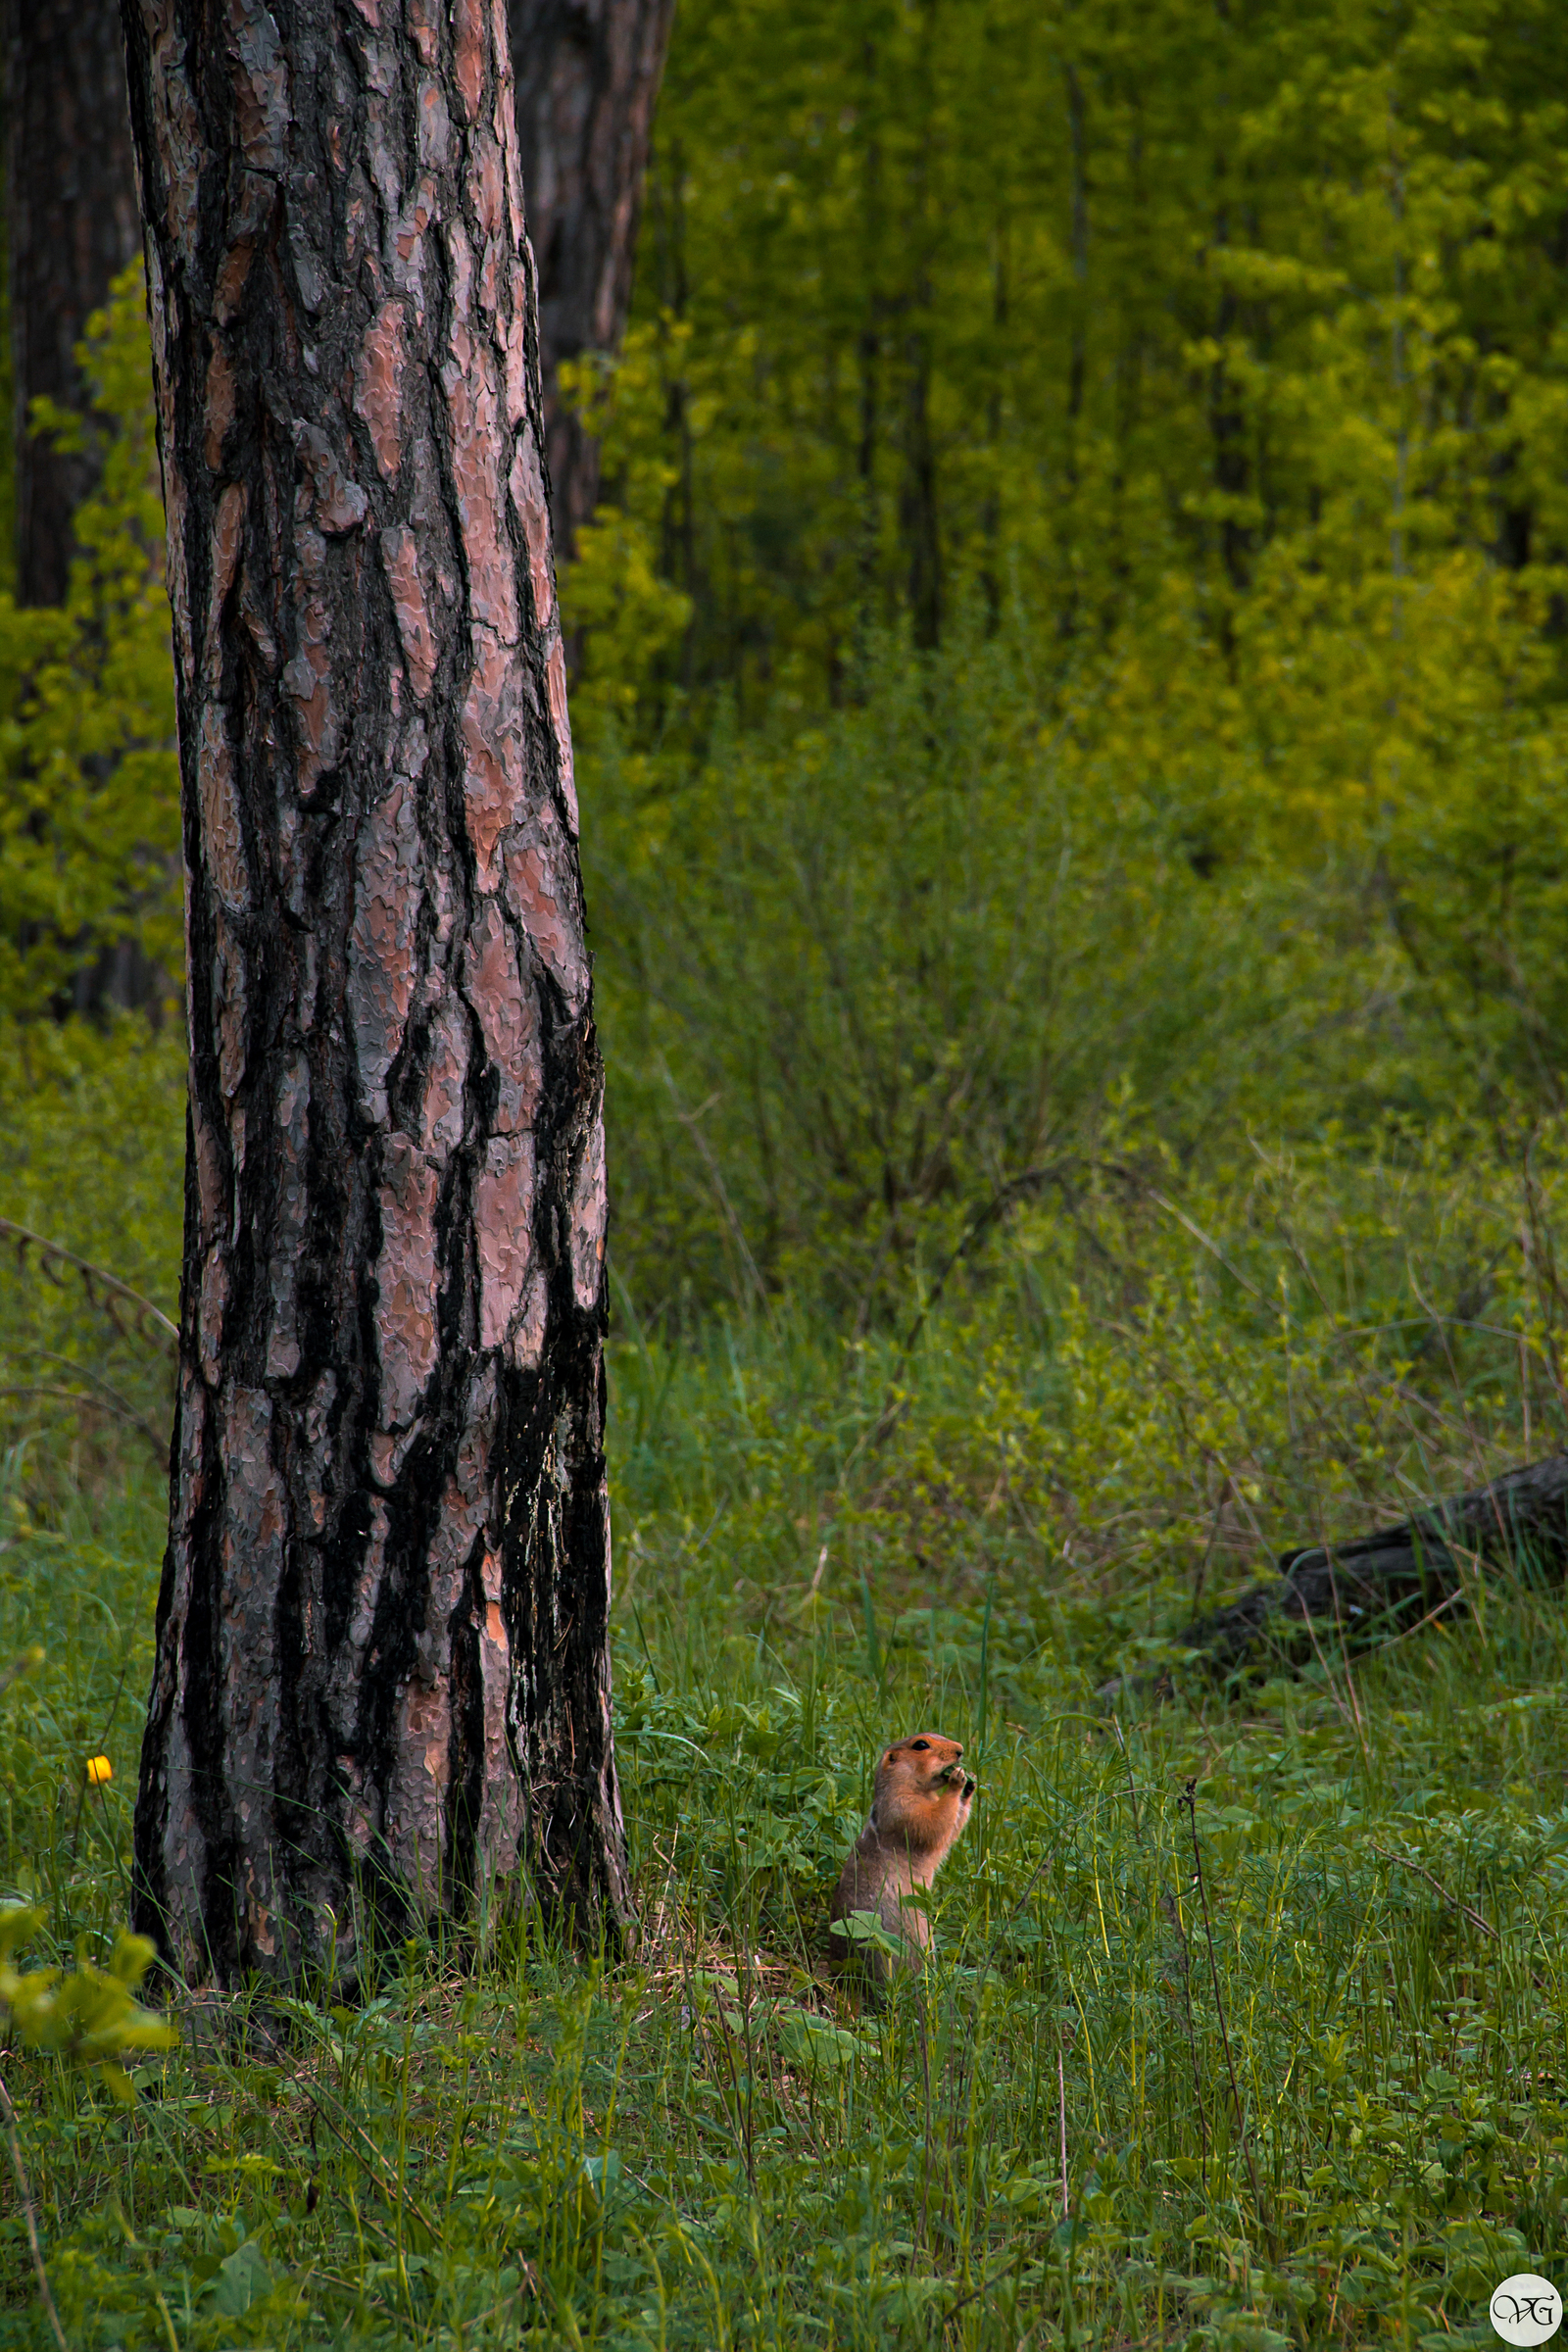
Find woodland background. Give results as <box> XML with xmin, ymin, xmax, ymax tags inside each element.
<box><xmin>8</xmin><ymin>0</ymin><xmax>1568</xmax><ymax>1315</ymax></box>
<box><xmin>0</xmin><ymin>0</ymin><xmax>1567</xmax><ymax>2344</ymax></box>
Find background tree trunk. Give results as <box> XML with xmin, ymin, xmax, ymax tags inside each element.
<box><xmin>6</xmin><ymin>0</ymin><xmax>140</xmax><ymax>606</ymax></box>
<box><xmin>507</xmin><ymin>0</ymin><xmax>675</xmax><ymax>558</ymax></box>
<box><xmin>122</xmin><ymin>0</ymin><xmax>632</xmax><ymax>1986</ymax></box>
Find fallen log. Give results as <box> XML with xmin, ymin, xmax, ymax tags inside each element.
<box><xmin>1162</xmin><ymin>1453</ymin><xmax>1568</xmax><ymax>1677</ymax></box>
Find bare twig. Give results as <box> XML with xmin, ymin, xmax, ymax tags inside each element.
<box><xmin>1370</xmin><ymin>1585</ymin><xmax>1464</xmax><ymax>1652</ymax></box>
<box><xmin>1191</xmin><ymin>1475</ymin><xmax>1232</xmax><ymax>1614</ymax></box>
<box><xmin>1182</xmin><ymin>1782</ymin><xmax>1273</xmax><ymax>2249</ymax></box>
<box><xmin>1146</xmin><ymin>1189</ymin><xmax>1268</xmax><ymax>1307</ymax></box>
<box><xmin>661</xmin><ymin>1073</ymin><xmax>774</xmax><ymax>1328</ymax></box>
<box><xmin>0</xmin><ymin>1359</ymin><xmax>169</xmax><ymax>1466</ymax></box>
<box><xmin>1299</xmin><ymin>1567</ymin><xmax>1370</xmax><ymax>1770</ymax></box>
<box><xmin>1369</xmin><ymin>1844</ymin><xmax>1497</xmax><ymax>1940</ymax></box>
<box><xmin>305</xmin><ymin>2089</ymin><xmax>442</xmax><ymax>2243</ymax></box>
<box><xmin>0</xmin><ymin>1219</ymin><xmax>175</xmax><ymax>1353</ymax></box>
<box><xmin>0</xmin><ymin>2068</ymin><xmax>71</xmax><ymax>2352</ymax></box>
<box><xmin>899</xmin><ymin>1159</ymin><xmax>1067</xmax><ymax>1356</ymax></box>
<box><xmin>1110</xmin><ymin>1715</ymin><xmax>1143</xmax><ymax>1846</ymax></box>
<box><xmin>1159</xmin><ymin>1886</ymin><xmax>1208</xmax><ymax>2185</ymax></box>
<box><xmin>932</xmin><ymin>2242</ymin><xmax>1027</xmax><ymax>2333</ymax></box>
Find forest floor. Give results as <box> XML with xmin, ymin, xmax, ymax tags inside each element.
<box><xmin>0</xmin><ymin>1291</ymin><xmax>1564</xmax><ymax>2351</ymax></box>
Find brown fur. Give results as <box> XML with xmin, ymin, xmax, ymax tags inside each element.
<box><xmin>828</xmin><ymin>1733</ymin><xmax>975</xmax><ymax>1984</ymax></box>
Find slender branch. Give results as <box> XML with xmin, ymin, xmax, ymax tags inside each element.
<box><xmin>933</xmin><ymin>2243</ymin><xmax>1028</xmax><ymax>2333</ymax></box>
<box><xmin>662</xmin><ymin>1070</ymin><xmax>774</xmax><ymax>1327</ymax></box>
<box><xmin>899</xmin><ymin>1159</ymin><xmax>1065</xmax><ymax>1356</ymax></box>
<box><xmin>304</xmin><ymin>2090</ymin><xmax>442</xmax><ymax>2244</ymax></box>
<box><xmin>1182</xmin><ymin>1781</ymin><xmax>1273</xmax><ymax>2249</ymax></box>
<box><xmin>0</xmin><ymin>1365</ymin><xmax>169</xmax><ymax>1466</ymax></box>
<box><xmin>0</xmin><ymin>2068</ymin><xmax>70</xmax><ymax>2352</ymax></box>
<box><xmin>0</xmin><ymin>1218</ymin><xmax>176</xmax><ymax>1351</ymax></box>
<box><xmin>1161</xmin><ymin>1885</ymin><xmax>1208</xmax><ymax>2185</ymax></box>
<box><xmin>1350</xmin><ymin>1587</ymin><xmax>1464</xmax><ymax>1661</ymax></box>
<box><xmin>1146</xmin><ymin>1189</ymin><xmax>1268</xmax><ymax>1307</ymax></box>
<box><xmin>1369</xmin><ymin>1844</ymin><xmax>1497</xmax><ymax>1940</ymax></box>
<box><xmin>24</xmin><ymin>1348</ymin><xmax>170</xmax><ymax>1447</ymax></box>
<box><xmin>1110</xmin><ymin>1714</ymin><xmax>1143</xmax><ymax>1845</ymax></box>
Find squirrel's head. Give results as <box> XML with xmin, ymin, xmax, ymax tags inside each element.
<box><xmin>873</xmin><ymin>1734</ymin><xmax>977</xmax><ymax>1840</ymax></box>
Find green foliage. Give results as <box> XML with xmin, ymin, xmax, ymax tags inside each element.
<box><xmin>1</xmin><ymin>978</ymin><xmax>1563</xmax><ymax>2345</ymax></box>
<box><xmin>0</xmin><ymin>1017</ymin><xmax>183</xmax><ymax>1493</ymax></box>
<box><xmin>0</xmin><ymin>1903</ymin><xmax>174</xmax><ymax>2100</ymax></box>
<box><xmin>586</xmin><ymin>610</ymin><xmax>1404</xmax><ymax>1315</ymax></box>
<box><xmin>593</xmin><ymin>0</ymin><xmax>1568</xmax><ymax>699</ymax></box>
<box><xmin>0</xmin><ymin>261</ymin><xmax>179</xmax><ymax>1020</ymax></box>
<box><xmin>0</xmin><ymin>1253</ymin><xmax>1565</xmax><ymax>2343</ymax></box>
<box><xmin>2</xmin><ymin>1</ymin><xmax>1568</xmax><ymax>2340</ymax></box>
<box><xmin>564</xmin><ymin>0</ymin><xmax>1568</xmax><ymax>1318</ymax></box>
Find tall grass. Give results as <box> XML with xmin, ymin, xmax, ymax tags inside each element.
<box><xmin>0</xmin><ymin>1071</ymin><xmax>1565</xmax><ymax>2345</ymax></box>
<box><xmin>0</xmin><ymin>1460</ymin><xmax>1563</xmax><ymax>2347</ymax></box>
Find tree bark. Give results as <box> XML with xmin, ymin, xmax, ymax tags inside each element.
<box><xmin>6</xmin><ymin>0</ymin><xmax>141</xmax><ymax>605</ymax></box>
<box><xmin>1158</xmin><ymin>1453</ymin><xmax>1568</xmax><ymax>1679</ymax></box>
<box><xmin>506</xmin><ymin>0</ymin><xmax>675</xmax><ymax>558</ymax></box>
<box><xmin>122</xmin><ymin>0</ymin><xmax>633</xmax><ymax>1986</ymax></box>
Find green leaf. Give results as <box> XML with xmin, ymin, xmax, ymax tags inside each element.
<box><xmin>211</xmin><ymin>2239</ymin><xmax>271</xmax><ymax>2318</ymax></box>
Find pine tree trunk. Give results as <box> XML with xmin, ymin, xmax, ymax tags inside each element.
<box><xmin>507</xmin><ymin>0</ymin><xmax>675</xmax><ymax>557</ymax></box>
<box><xmin>121</xmin><ymin>0</ymin><xmax>633</xmax><ymax>1985</ymax></box>
<box><xmin>6</xmin><ymin>0</ymin><xmax>140</xmax><ymax>606</ymax></box>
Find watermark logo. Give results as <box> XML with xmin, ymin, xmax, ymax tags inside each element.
<box><xmin>1491</xmin><ymin>2276</ymin><xmax>1563</xmax><ymax>2348</ymax></box>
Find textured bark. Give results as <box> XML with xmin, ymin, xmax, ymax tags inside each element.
<box><xmin>506</xmin><ymin>0</ymin><xmax>674</xmax><ymax>556</ymax></box>
<box><xmin>1162</xmin><ymin>1453</ymin><xmax>1568</xmax><ymax>1678</ymax></box>
<box><xmin>6</xmin><ymin>0</ymin><xmax>141</xmax><ymax>605</ymax></box>
<box><xmin>122</xmin><ymin>0</ymin><xmax>632</xmax><ymax>1986</ymax></box>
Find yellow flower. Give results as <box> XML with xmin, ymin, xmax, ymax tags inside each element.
<box><xmin>85</xmin><ymin>1756</ymin><xmax>113</xmax><ymax>1787</ymax></box>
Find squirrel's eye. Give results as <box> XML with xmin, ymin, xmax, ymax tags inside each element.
<box><xmin>910</xmin><ymin>1740</ymin><xmax>929</xmax><ymax>1751</ymax></box>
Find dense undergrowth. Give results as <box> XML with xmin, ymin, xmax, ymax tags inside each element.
<box><xmin>1</xmin><ymin>1051</ymin><xmax>1567</xmax><ymax>2346</ymax></box>
<box><xmin>2</xmin><ymin>0</ymin><xmax>1568</xmax><ymax>2337</ymax></box>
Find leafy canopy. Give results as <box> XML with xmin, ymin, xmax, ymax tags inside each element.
<box><xmin>0</xmin><ymin>263</ymin><xmax>178</xmax><ymax>1022</ymax></box>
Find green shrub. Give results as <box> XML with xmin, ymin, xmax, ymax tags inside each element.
<box><xmin>0</xmin><ymin>262</ymin><xmax>178</xmax><ymax>1023</ymax></box>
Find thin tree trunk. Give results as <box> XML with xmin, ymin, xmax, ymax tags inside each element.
<box><xmin>855</xmin><ymin>34</ymin><xmax>882</xmax><ymax>673</ymax></box>
<box><xmin>1055</xmin><ymin>55</ymin><xmax>1089</xmax><ymax>644</ymax></box>
<box><xmin>507</xmin><ymin>0</ymin><xmax>675</xmax><ymax>560</ymax></box>
<box><xmin>903</xmin><ymin>311</ymin><xmax>940</xmax><ymax>652</ymax></box>
<box><xmin>901</xmin><ymin>0</ymin><xmax>941</xmax><ymax>653</ymax></box>
<box><xmin>122</xmin><ymin>0</ymin><xmax>632</xmax><ymax>1986</ymax></box>
<box><xmin>1063</xmin><ymin>60</ymin><xmax>1088</xmax><ymax>447</ymax></box>
<box><xmin>6</xmin><ymin>0</ymin><xmax>140</xmax><ymax>606</ymax></box>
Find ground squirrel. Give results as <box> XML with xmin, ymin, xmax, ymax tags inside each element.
<box><xmin>828</xmin><ymin>1733</ymin><xmax>975</xmax><ymax>1984</ymax></box>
